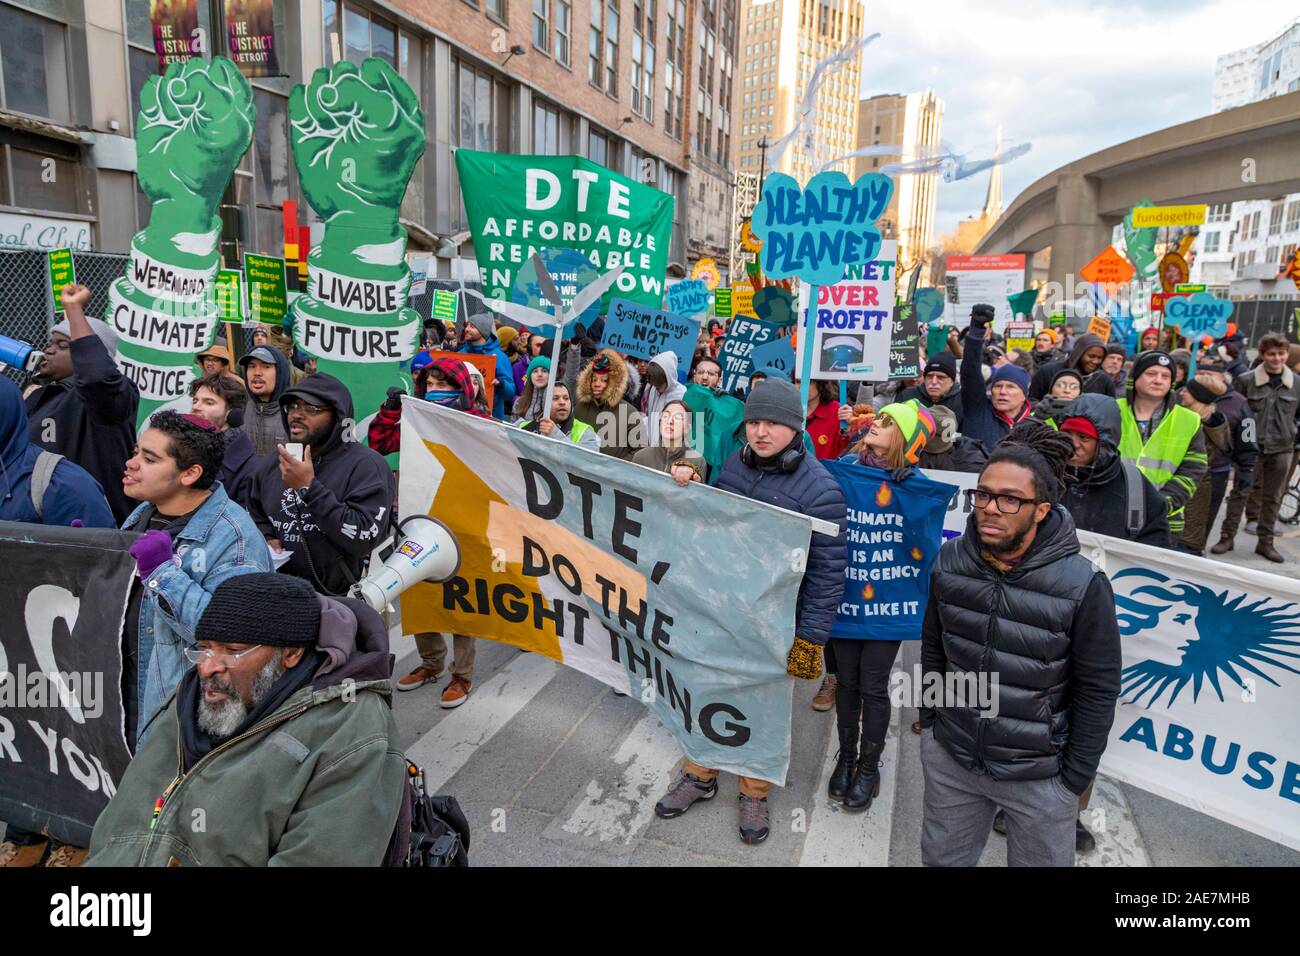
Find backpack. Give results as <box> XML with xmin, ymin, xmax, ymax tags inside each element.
<box><xmin>384</xmin><ymin>760</ymin><xmax>471</xmax><ymax>867</ymax></box>
<box><xmin>29</xmin><ymin>450</ymin><xmax>63</xmax><ymax>519</ymax></box>
<box><xmin>1120</xmin><ymin>458</ymin><xmax>1146</xmax><ymax>538</ymax></box>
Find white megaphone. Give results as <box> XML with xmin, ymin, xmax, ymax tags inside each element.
<box><xmin>352</xmin><ymin>515</ymin><xmax>461</xmax><ymax>612</ymax></box>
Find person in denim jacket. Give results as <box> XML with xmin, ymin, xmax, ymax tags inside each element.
<box><xmin>121</xmin><ymin>411</ymin><xmax>271</xmax><ymax>748</ymax></box>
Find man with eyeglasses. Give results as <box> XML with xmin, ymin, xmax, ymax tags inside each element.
<box><xmin>248</xmin><ymin>373</ymin><xmax>395</xmax><ymax>597</ymax></box>
<box><xmin>87</xmin><ymin>573</ymin><xmax>405</xmax><ymax>866</ymax></box>
<box><xmin>919</xmin><ymin>420</ymin><xmax>1121</xmax><ymax>866</ymax></box>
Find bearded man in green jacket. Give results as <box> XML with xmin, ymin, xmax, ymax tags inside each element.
<box><xmin>88</xmin><ymin>573</ymin><xmax>405</xmax><ymax>867</ymax></box>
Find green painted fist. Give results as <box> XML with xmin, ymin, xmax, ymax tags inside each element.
<box><xmin>136</xmin><ymin>56</ymin><xmax>254</xmax><ymax>236</ymax></box>
<box><xmin>290</xmin><ymin>58</ymin><xmax>425</xmax><ymax>244</ymax></box>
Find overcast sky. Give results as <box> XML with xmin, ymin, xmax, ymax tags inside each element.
<box><xmin>853</xmin><ymin>0</ymin><xmax>1289</xmax><ymax>237</ymax></box>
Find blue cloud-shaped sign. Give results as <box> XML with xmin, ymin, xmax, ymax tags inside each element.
<box><xmin>750</xmin><ymin>171</ymin><xmax>894</xmax><ymax>286</ymax></box>
<box><xmin>1165</xmin><ymin>292</ymin><xmax>1233</xmax><ymax>339</ymax></box>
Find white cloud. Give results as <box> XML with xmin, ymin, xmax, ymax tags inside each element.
<box><xmin>843</xmin><ymin>0</ymin><xmax>1286</xmax><ymax>237</ymax></box>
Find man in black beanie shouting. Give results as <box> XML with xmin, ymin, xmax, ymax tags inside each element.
<box><xmin>88</xmin><ymin>573</ymin><xmax>406</xmax><ymax>866</ymax></box>
<box><xmin>653</xmin><ymin>378</ymin><xmax>846</xmax><ymax>845</ymax></box>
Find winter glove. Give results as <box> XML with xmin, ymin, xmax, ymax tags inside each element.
<box><xmin>129</xmin><ymin>530</ymin><xmax>174</xmax><ymax>579</ymax></box>
<box><xmin>969</xmin><ymin>304</ymin><xmax>995</xmax><ymax>330</ymax></box>
<box><xmin>384</xmin><ymin>386</ymin><xmax>405</xmax><ymax>411</ymax></box>
<box><xmin>786</xmin><ymin>637</ymin><xmax>824</xmax><ymax>680</ymax></box>
<box><xmin>889</xmin><ymin>466</ymin><xmax>915</xmax><ymax>484</ymax></box>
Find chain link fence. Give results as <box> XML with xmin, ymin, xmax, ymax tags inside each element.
<box><xmin>0</xmin><ymin>245</ymin><xmax>128</xmax><ymax>384</ymax></box>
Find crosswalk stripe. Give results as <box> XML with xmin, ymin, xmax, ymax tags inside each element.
<box><xmin>798</xmin><ymin>687</ymin><xmax>901</xmax><ymax>867</ymax></box>
<box><xmin>404</xmin><ymin>651</ymin><xmax>559</xmax><ymax>792</ymax></box>
<box><xmin>556</xmin><ymin>713</ymin><xmax>681</xmax><ymax>848</ymax></box>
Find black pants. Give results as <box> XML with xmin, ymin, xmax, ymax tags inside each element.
<box><xmin>830</xmin><ymin>638</ymin><xmax>902</xmax><ymax>743</ymax></box>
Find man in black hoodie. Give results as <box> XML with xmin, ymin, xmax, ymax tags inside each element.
<box><xmin>248</xmin><ymin>373</ymin><xmax>395</xmax><ymax>596</ymax></box>
<box><xmin>1060</xmin><ymin>394</ymin><xmax>1171</xmax><ymax>548</ymax></box>
<box><xmin>1029</xmin><ymin>331</ymin><xmax>1115</xmax><ymax>401</ymax></box>
<box><xmin>24</xmin><ymin>283</ymin><xmax>139</xmax><ymax>522</ymax></box>
<box><xmin>920</xmin><ymin>421</ymin><xmax>1121</xmax><ymax>866</ymax></box>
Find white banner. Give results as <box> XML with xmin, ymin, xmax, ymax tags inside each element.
<box><xmin>107</xmin><ymin>279</ymin><xmax>220</xmax><ymax>354</ymax></box>
<box><xmin>293</xmin><ymin>308</ymin><xmax>420</xmax><ymax>363</ymax></box>
<box><xmin>1077</xmin><ymin>532</ymin><xmax>1300</xmax><ymax>852</ymax></box>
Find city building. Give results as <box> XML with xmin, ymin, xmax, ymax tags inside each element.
<box><xmin>0</xmin><ymin>0</ymin><xmax>745</xmax><ymax>282</ymax></box>
<box><xmin>734</xmin><ymin>0</ymin><xmax>864</xmax><ymax>185</ymax></box>
<box><xmin>1193</xmin><ymin>17</ymin><xmax>1300</xmax><ymax>299</ymax></box>
<box><xmin>854</xmin><ymin>90</ymin><xmax>943</xmax><ymax>280</ymax></box>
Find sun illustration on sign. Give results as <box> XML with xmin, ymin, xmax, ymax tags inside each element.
<box><xmin>1113</xmin><ymin>569</ymin><xmax>1300</xmax><ymax>708</ymax></box>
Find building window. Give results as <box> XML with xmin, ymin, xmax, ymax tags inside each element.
<box><xmin>588</xmin><ymin>0</ymin><xmax>602</xmax><ymax>86</ymax></box>
<box><xmin>332</xmin><ymin>4</ymin><xmax>398</xmax><ymax>66</ymax></box>
<box><xmin>456</xmin><ymin>60</ymin><xmax>509</xmax><ymax>152</ymax></box>
<box><xmin>631</xmin><ymin>0</ymin><xmax>655</xmax><ymax>121</ymax></box>
<box><xmin>589</xmin><ymin>129</ymin><xmax>608</xmax><ymax>166</ymax></box>
<box><xmin>533</xmin><ymin>0</ymin><xmax>550</xmax><ymax>53</ymax></box>
<box><xmin>604</xmin><ymin>1</ymin><xmax>620</xmax><ymax>95</ymax></box>
<box><xmin>533</xmin><ymin>101</ymin><xmax>561</xmax><ymax>154</ymax></box>
<box><xmin>556</xmin><ymin>0</ymin><xmax>571</xmax><ymax>66</ymax></box>
<box><xmin>1268</xmin><ymin>202</ymin><xmax>1284</xmax><ymax>236</ymax></box>
<box><xmin>1248</xmin><ymin>210</ymin><xmax>1261</xmax><ymax>239</ymax></box>
<box><xmin>0</xmin><ymin>3</ymin><xmax>71</xmax><ymax>124</ymax></box>
<box><xmin>487</xmin><ymin>0</ymin><xmax>507</xmax><ymax>20</ymax></box>
<box><xmin>1202</xmin><ymin>231</ymin><xmax>1220</xmax><ymax>253</ymax></box>
<box><xmin>1286</xmin><ymin>201</ymin><xmax>1300</xmax><ymax>234</ymax></box>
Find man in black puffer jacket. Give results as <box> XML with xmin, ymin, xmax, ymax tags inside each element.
<box><xmin>653</xmin><ymin>378</ymin><xmax>846</xmax><ymax>846</ymax></box>
<box><xmin>1060</xmin><ymin>394</ymin><xmax>1171</xmax><ymax>549</ymax></box>
<box><xmin>919</xmin><ymin>421</ymin><xmax>1121</xmax><ymax>866</ymax></box>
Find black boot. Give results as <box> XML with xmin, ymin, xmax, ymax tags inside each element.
<box><xmin>828</xmin><ymin>724</ymin><xmax>858</xmax><ymax>802</ymax></box>
<box><xmin>843</xmin><ymin>738</ymin><xmax>884</xmax><ymax>812</ymax></box>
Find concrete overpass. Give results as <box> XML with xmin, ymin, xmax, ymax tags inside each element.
<box><xmin>974</xmin><ymin>91</ymin><xmax>1300</xmax><ymax>286</ymax></box>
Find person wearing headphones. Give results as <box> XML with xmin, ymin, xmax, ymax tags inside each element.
<box><xmin>653</xmin><ymin>378</ymin><xmax>847</xmax><ymax>845</ymax></box>
<box><xmin>189</xmin><ymin>373</ymin><xmax>258</xmax><ymax>508</ymax></box>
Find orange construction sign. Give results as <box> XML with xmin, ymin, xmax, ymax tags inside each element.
<box><xmin>1079</xmin><ymin>246</ymin><xmax>1136</xmax><ymax>290</ymax></box>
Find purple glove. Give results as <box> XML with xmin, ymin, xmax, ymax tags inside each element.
<box><xmin>129</xmin><ymin>529</ymin><xmax>174</xmax><ymax>578</ymax></box>
<box><xmin>70</xmin><ymin>519</ymin><xmax>84</xmax><ymax>528</ymax></box>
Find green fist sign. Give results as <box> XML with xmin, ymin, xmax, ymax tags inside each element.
<box><xmin>287</xmin><ymin>58</ymin><xmax>426</xmax><ymax>425</ymax></box>
<box><xmin>113</xmin><ymin>56</ymin><xmax>255</xmax><ymax>422</ymax></box>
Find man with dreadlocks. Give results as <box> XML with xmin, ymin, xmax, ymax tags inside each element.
<box><xmin>918</xmin><ymin>421</ymin><xmax>1122</xmax><ymax>866</ymax></box>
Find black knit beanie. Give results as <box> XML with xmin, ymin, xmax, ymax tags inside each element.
<box><xmin>1130</xmin><ymin>350</ymin><xmax>1173</xmax><ymax>384</ymax></box>
<box><xmin>195</xmin><ymin>573</ymin><xmax>322</xmax><ymax>648</ymax></box>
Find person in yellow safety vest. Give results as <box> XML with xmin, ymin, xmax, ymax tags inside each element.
<box><xmin>1115</xmin><ymin>351</ymin><xmax>1207</xmax><ymax>536</ymax></box>
<box><xmin>516</xmin><ymin>381</ymin><xmax>602</xmax><ymax>452</ymax></box>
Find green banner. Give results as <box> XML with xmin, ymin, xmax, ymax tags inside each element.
<box><xmin>214</xmin><ymin>269</ymin><xmax>244</xmax><ymax>324</ymax></box>
<box><xmin>47</xmin><ymin>248</ymin><xmax>75</xmax><ymax>312</ymax></box>
<box><xmin>433</xmin><ymin>288</ymin><xmax>458</xmax><ymax>320</ymax></box>
<box><xmin>244</xmin><ymin>252</ymin><xmax>288</xmax><ymax>327</ymax></box>
<box><xmin>1007</xmin><ymin>287</ymin><xmax>1038</xmax><ymax>321</ymax></box>
<box><xmin>714</xmin><ymin>287</ymin><xmax>732</xmax><ymax>319</ymax></box>
<box><xmin>455</xmin><ymin>150</ymin><xmax>674</xmax><ymax>313</ymax></box>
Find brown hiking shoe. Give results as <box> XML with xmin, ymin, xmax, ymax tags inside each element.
<box><xmin>397</xmin><ymin>663</ymin><xmax>443</xmax><ymax>692</ymax></box>
<box><xmin>0</xmin><ymin>840</ymin><xmax>48</xmax><ymax>867</ymax></box>
<box><xmin>1210</xmin><ymin>535</ymin><xmax>1234</xmax><ymax>554</ymax></box>
<box><xmin>811</xmin><ymin>674</ymin><xmax>837</xmax><ymax>712</ymax></box>
<box><xmin>1256</xmin><ymin>541</ymin><xmax>1284</xmax><ymax>563</ymax></box>
<box><xmin>440</xmin><ymin>676</ymin><xmax>472</xmax><ymax>708</ymax></box>
<box><xmin>43</xmin><ymin>845</ymin><xmax>88</xmax><ymax>867</ymax></box>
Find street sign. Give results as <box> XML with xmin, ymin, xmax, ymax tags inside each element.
<box><xmin>47</xmin><ymin>248</ymin><xmax>75</xmax><ymax>313</ymax></box>
<box><xmin>1079</xmin><ymin>246</ymin><xmax>1135</xmax><ymax>289</ymax></box>
<box><xmin>1174</xmin><ymin>283</ymin><xmax>1205</xmax><ymax>294</ymax></box>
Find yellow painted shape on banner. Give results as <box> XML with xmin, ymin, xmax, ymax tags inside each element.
<box><xmin>399</xmin><ymin>440</ymin><xmax>561</xmax><ymax>659</ymax></box>
<box><xmin>487</xmin><ymin>503</ymin><xmax>647</xmax><ymax>611</ymax></box>
<box><xmin>732</xmin><ymin>285</ymin><xmax>756</xmax><ymax>317</ymax></box>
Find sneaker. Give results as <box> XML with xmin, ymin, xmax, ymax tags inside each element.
<box><xmin>0</xmin><ymin>839</ymin><xmax>48</xmax><ymax>867</ymax></box>
<box><xmin>397</xmin><ymin>663</ymin><xmax>443</xmax><ymax>692</ymax></box>
<box><xmin>811</xmin><ymin>674</ymin><xmax>837</xmax><ymax>712</ymax></box>
<box><xmin>654</xmin><ymin>772</ymin><xmax>718</xmax><ymax>819</ymax></box>
<box><xmin>1075</xmin><ymin>818</ymin><xmax>1096</xmax><ymax>854</ymax></box>
<box><xmin>992</xmin><ymin>809</ymin><xmax>1007</xmax><ymax>836</ymax></box>
<box><xmin>738</xmin><ymin>795</ymin><xmax>770</xmax><ymax>844</ymax></box>
<box><xmin>43</xmin><ymin>845</ymin><xmax>88</xmax><ymax>867</ymax></box>
<box><xmin>1246</xmin><ymin>520</ymin><xmax>1258</xmax><ymax>535</ymax></box>
<box><xmin>440</xmin><ymin>676</ymin><xmax>472</xmax><ymax>708</ymax></box>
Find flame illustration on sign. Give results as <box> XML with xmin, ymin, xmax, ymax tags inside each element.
<box><xmin>911</xmin><ymin>547</ymin><xmax>923</xmax><ymax>561</ymax></box>
<box><xmin>861</xmin><ymin>583</ymin><xmax>875</xmax><ymax>600</ymax></box>
<box><xmin>876</xmin><ymin>482</ymin><xmax>892</xmax><ymax>507</ymax></box>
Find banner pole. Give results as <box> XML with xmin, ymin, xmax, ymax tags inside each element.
<box><xmin>839</xmin><ymin>379</ymin><xmax>848</xmax><ymax>433</ymax></box>
<box><xmin>539</xmin><ymin>312</ymin><xmax>563</xmax><ymax>424</ymax></box>
<box><xmin>799</xmin><ymin>283</ymin><xmax>818</xmax><ymax>413</ymax></box>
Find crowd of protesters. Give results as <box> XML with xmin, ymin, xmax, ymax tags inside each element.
<box><xmin>1</xmin><ymin>278</ymin><xmax>1296</xmax><ymax>868</ymax></box>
